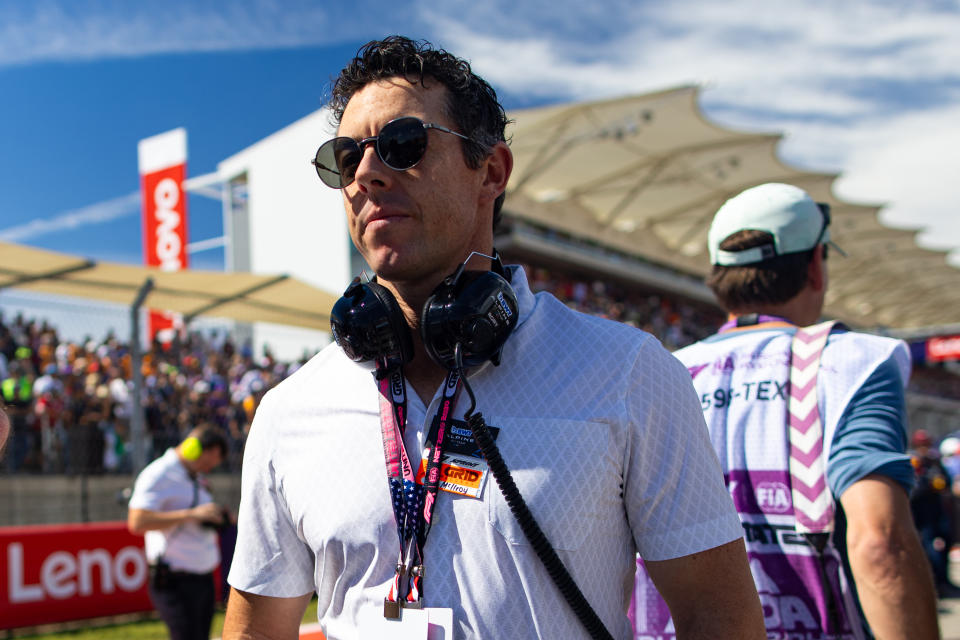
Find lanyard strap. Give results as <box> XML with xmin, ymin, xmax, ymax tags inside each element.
<box><xmin>788</xmin><ymin>320</ymin><xmax>837</xmax><ymax>534</ymax></box>
<box><xmin>378</xmin><ymin>371</ymin><xmax>419</xmax><ymax>547</ymax></box>
<box><xmin>718</xmin><ymin>313</ymin><xmax>794</xmax><ymax>332</ymax></box>
<box><xmin>418</xmin><ymin>370</ymin><xmax>461</xmax><ymax>549</ymax></box>
<box><xmin>376</xmin><ymin>366</ymin><xmax>463</xmax><ymax>612</ymax></box>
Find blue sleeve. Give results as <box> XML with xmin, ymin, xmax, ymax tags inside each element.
<box><xmin>826</xmin><ymin>356</ymin><xmax>914</xmax><ymax>498</ymax></box>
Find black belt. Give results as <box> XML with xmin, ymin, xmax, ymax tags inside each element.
<box><xmin>149</xmin><ymin>564</ymin><xmax>213</xmax><ymax>579</ymax></box>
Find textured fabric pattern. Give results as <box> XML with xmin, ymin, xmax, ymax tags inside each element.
<box><xmin>228</xmin><ymin>266</ymin><xmax>741</xmax><ymax>640</ymax></box>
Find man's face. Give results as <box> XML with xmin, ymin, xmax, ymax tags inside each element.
<box><xmin>338</xmin><ymin>78</ymin><xmax>494</xmax><ymax>287</ymax></box>
<box><xmin>196</xmin><ymin>448</ymin><xmax>224</xmax><ymax>474</ymax></box>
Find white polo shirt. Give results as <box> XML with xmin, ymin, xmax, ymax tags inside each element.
<box><xmin>128</xmin><ymin>448</ymin><xmax>220</xmax><ymax>574</ymax></box>
<box><xmin>229</xmin><ymin>265</ymin><xmax>741</xmax><ymax>640</ymax></box>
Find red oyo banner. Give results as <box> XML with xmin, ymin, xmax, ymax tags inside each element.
<box><xmin>141</xmin><ymin>163</ymin><xmax>189</xmax><ymax>271</ymax></box>
<box><xmin>928</xmin><ymin>335</ymin><xmax>960</xmax><ymax>362</ymax></box>
<box><xmin>138</xmin><ymin>128</ymin><xmax>189</xmax><ymax>344</ymax></box>
<box><xmin>0</xmin><ymin>522</ymin><xmax>152</xmax><ymax>629</ymax></box>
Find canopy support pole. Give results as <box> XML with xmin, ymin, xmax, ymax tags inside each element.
<box><xmin>130</xmin><ymin>277</ymin><xmax>154</xmax><ymax>476</ymax></box>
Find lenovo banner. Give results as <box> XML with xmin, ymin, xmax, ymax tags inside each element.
<box><xmin>0</xmin><ymin>522</ymin><xmax>151</xmax><ymax>629</ymax></box>
<box><xmin>928</xmin><ymin>335</ymin><xmax>960</xmax><ymax>362</ymax></box>
<box><xmin>138</xmin><ymin>128</ymin><xmax>189</xmax><ymax>344</ymax></box>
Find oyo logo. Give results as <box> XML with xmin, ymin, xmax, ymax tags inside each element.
<box><xmin>154</xmin><ymin>177</ymin><xmax>184</xmax><ymax>271</ymax></box>
<box><xmin>7</xmin><ymin>542</ymin><xmax>147</xmax><ymax>602</ymax></box>
<box><xmin>756</xmin><ymin>481</ymin><xmax>792</xmax><ymax>514</ymax></box>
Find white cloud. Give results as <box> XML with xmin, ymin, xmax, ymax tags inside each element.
<box><xmin>833</xmin><ymin>103</ymin><xmax>960</xmax><ymax>262</ymax></box>
<box><xmin>0</xmin><ymin>0</ymin><xmax>410</xmax><ymax>67</ymax></box>
<box><xmin>4</xmin><ymin>0</ymin><xmax>958</xmax><ymax>266</ymax></box>
<box><xmin>0</xmin><ymin>192</ymin><xmax>140</xmax><ymax>241</ymax></box>
<box><xmin>421</xmin><ymin>0</ymin><xmax>960</xmax><ymax>262</ymax></box>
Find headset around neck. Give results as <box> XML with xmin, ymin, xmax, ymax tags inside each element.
<box><xmin>330</xmin><ymin>251</ymin><xmax>519</xmax><ymax>376</ymax></box>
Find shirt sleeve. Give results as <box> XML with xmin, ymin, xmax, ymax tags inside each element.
<box><xmin>128</xmin><ymin>462</ymin><xmax>167</xmax><ymax>511</ymax></box>
<box><xmin>624</xmin><ymin>337</ymin><xmax>744</xmax><ymax>561</ymax></box>
<box><xmin>827</xmin><ymin>356</ymin><xmax>914</xmax><ymax>498</ymax></box>
<box><xmin>227</xmin><ymin>390</ymin><xmax>316</xmax><ymax>597</ymax></box>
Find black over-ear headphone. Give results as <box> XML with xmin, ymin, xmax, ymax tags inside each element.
<box><xmin>330</xmin><ymin>252</ymin><xmax>519</xmax><ymax>373</ymax></box>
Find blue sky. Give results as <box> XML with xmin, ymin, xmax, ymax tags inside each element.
<box><xmin>1</xmin><ymin>0</ymin><xmax>959</xmax><ymax>273</ymax></box>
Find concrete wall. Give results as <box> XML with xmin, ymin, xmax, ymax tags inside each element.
<box><xmin>0</xmin><ymin>474</ymin><xmax>242</xmax><ymax>527</ymax></box>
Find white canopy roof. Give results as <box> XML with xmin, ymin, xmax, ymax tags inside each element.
<box><xmin>504</xmin><ymin>86</ymin><xmax>960</xmax><ymax>331</ymax></box>
<box><xmin>0</xmin><ymin>241</ymin><xmax>336</xmax><ymax>330</ymax></box>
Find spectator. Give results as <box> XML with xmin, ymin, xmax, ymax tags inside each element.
<box><xmin>910</xmin><ymin>429</ymin><xmax>957</xmax><ymax>596</ymax></box>
<box><xmin>127</xmin><ymin>426</ymin><xmax>230</xmax><ymax>640</ymax></box>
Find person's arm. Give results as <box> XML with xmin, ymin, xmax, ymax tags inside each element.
<box><xmin>645</xmin><ymin>538</ymin><xmax>765</xmax><ymax>640</ymax></box>
<box><xmin>127</xmin><ymin>502</ymin><xmax>223</xmax><ymax>534</ymax></box>
<box><xmin>840</xmin><ymin>474</ymin><xmax>940</xmax><ymax>640</ymax></box>
<box><xmin>222</xmin><ymin>588</ymin><xmax>312</xmax><ymax>640</ymax></box>
<box><xmin>0</xmin><ymin>405</ymin><xmax>9</xmax><ymax>454</ymax></box>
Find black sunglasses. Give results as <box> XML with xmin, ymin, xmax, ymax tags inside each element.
<box><xmin>815</xmin><ymin>202</ymin><xmax>831</xmax><ymax>256</ymax></box>
<box><xmin>312</xmin><ymin>116</ymin><xmax>478</xmax><ymax>189</ymax></box>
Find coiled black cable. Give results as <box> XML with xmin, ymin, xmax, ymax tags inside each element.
<box><xmin>455</xmin><ymin>345</ymin><xmax>615</xmax><ymax>640</ymax></box>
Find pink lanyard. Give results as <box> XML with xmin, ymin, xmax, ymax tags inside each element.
<box><xmin>377</xmin><ymin>366</ymin><xmax>462</xmax><ymax>614</ymax></box>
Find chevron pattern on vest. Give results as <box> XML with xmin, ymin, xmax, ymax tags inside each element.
<box><xmin>789</xmin><ymin>321</ymin><xmax>837</xmax><ymax>533</ymax></box>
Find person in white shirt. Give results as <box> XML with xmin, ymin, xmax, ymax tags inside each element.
<box><xmin>223</xmin><ymin>36</ymin><xmax>764</xmax><ymax>640</ymax></box>
<box><xmin>128</xmin><ymin>425</ymin><xmax>229</xmax><ymax>640</ymax></box>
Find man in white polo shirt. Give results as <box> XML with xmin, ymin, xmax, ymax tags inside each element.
<box><xmin>634</xmin><ymin>183</ymin><xmax>938</xmax><ymax>639</ymax></box>
<box><xmin>128</xmin><ymin>425</ymin><xmax>229</xmax><ymax>640</ymax></box>
<box><xmin>224</xmin><ymin>35</ymin><xmax>764</xmax><ymax>640</ymax></box>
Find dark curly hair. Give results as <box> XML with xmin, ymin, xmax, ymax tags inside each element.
<box><xmin>330</xmin><ymin>35</ymin><xmax>511</xmax><ymax>224</ymax></box>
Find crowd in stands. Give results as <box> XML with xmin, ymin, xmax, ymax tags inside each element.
<box><xmin>1</xmin><ymin>264</ymin><xmax>958</xmax><ymax>476</ymax></box>
<box><xmin>0</xmin><ymin>311</ymin><xmax>303</xmax><ymax>475</ymax></box>
<box><xmin>909</xmin><ymin>365</ymin><xmax>960</xmax><ymax>400</ymax></box>
<box><xmin>522</xmin><ymin>265</ymin><xmax>723</xmax><ymax>351</ymax></box>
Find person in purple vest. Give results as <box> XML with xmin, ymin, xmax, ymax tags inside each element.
<box><xmin>634</xmin><ymin>183</ymin><xmax>939</xmax><ymax>639</ymax></box>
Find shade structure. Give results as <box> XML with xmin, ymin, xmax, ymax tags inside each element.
<box><xmin>504</xmin><ymin>86</ymin><xmax>960</xmax><ymax>331</ymax></box>
<box><xmin>0</xmin><ymin>241</ymin><xmax>337</xmax><ymax>331</ymax></box>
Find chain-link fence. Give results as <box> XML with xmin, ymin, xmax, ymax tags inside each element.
<box><xmin>0</xmin><ymin>291</ymin><xmax>299</xmax><ymax>525</ymax></box>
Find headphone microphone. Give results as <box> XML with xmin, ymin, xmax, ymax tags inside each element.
<box><xmin>330</xmin><ymin>251</ymin><xmax>519</xmax><ymax>374</ymax></box>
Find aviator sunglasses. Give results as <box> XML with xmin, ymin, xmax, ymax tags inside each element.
<box><xmin>312</xmin><ymin>116</ymin><xmax>479</xmax><ymax>189</ymax></box>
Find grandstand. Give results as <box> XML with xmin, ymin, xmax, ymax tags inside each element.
<box><xmin>3</xmin><ymin>86</ymin><xmax>960</xmax><ymax>489</ymax></box>
<box><xmin>2</xmin><ymin>85</ymin><xmax>960</xmax><ymax>636</ymax></box>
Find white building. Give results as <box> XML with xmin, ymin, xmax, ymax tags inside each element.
<box><xmin>212</xmin><ymin>108</ymin><xmax>366</xmax><ymax>361</ymax></box>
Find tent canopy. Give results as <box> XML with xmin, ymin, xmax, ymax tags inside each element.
<box><xmin>0</xmin><ymin>241</ymin><xmax>336</xmax><ymax>331</ymax></box>
<box><xmin>504</xmin><ymin>86</ymin><xmax>960</xmax><ymax>331</ymax></box>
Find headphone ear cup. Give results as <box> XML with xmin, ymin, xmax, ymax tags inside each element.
<box><xmin>330</xmin><ymin>279</ymin><xmax>414</xmax><ymax>369</ymax></box>
<box><xmin>366</xmin><ymin>281</ymin><xmax>414</xmax><ymax>366</ymax></box>
<box><xmin>182</xmin><ymin>436</ymin><xmax>203</xmax><ymax>461</ymax></box>
<box><xmin>420</xmin><ymin>271</ymin><xmax>518</xmax><ymax>370</ymax></box>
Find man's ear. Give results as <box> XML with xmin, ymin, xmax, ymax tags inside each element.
<box><xmin>478</xmin><ymin>142</ymin><xmax>513</xmax><ymax>206</ymax></box>
<box><xmin>808</xmin><ymin>246</ymin><xmax>826</xmax><ymax>292</ymax></box>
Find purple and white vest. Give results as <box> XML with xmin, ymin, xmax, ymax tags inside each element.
<box><xmin>631</xmin><ymin>323</ymin><xmax>909</xmax><ymax>640</ymax></box>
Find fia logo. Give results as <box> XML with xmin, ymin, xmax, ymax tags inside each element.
<box><xmin>756</xmin><ymin>481</ymin><xmax>792</xmax><ymax>514</ymax></box>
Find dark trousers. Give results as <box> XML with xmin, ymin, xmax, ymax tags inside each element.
<box><xmin>148</xmin><ymin>569</ymin><xmax>215</xmax><ymax>640</ymax></box>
